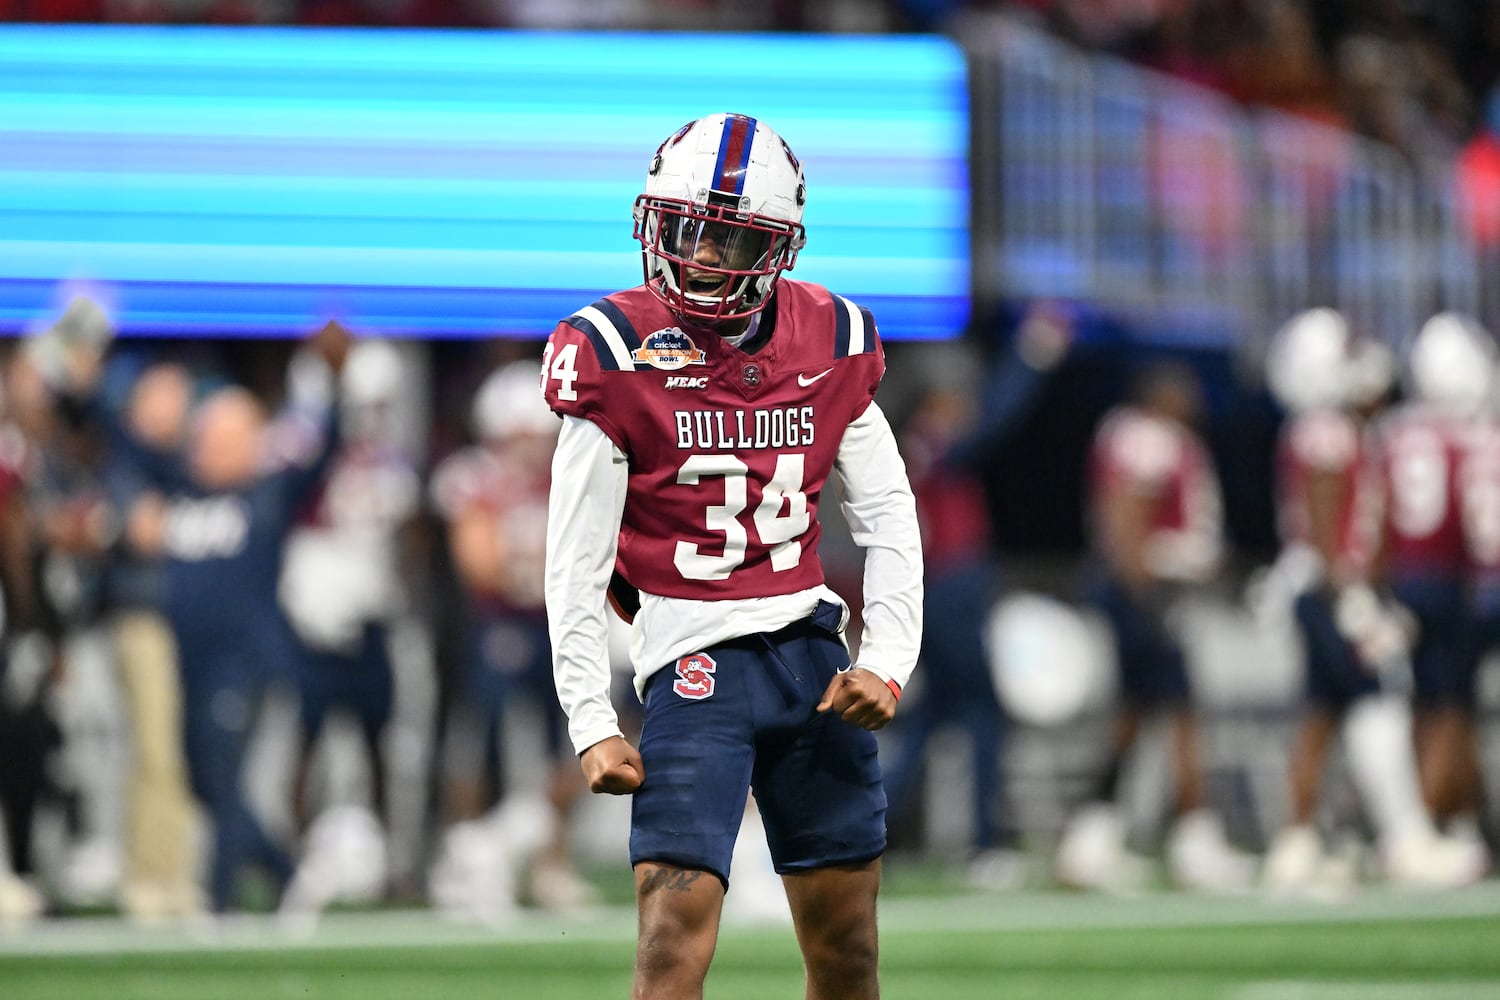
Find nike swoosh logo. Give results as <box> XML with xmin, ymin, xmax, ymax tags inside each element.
<box><xmin>798</xmin><ymin>367</ymin><xmax>834</xmax><ymax>387</ymax></box>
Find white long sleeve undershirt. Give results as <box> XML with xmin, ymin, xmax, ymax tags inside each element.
<box><xmin>546</xmin><ymin>403</ymin><xmax>923</xmax><ymax>756</ymax></box>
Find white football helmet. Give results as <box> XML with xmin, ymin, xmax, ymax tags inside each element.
<box><xmin>342</xmin><ymin>339</ymin><xmax>402</xmax><ymax>409</ymax></box>
<box><xmin>1408</xmin><ymin>311</ymin><xmax>1496</xmax><ymax>415</ymax></box>
<box><xmin>633</xmin><ymin>113</ymin><xmax>807</xmax><ymax>324</ymax></box>
<box><xmin>337</xmin><ymin>340</ymin><xmax>404</xmax><ymax>442</ymax></box>
<box><xmin>1345</xmin><ymin>338</ymin><xmax>1395</xmax><ymax>409</ymax></box>
<box><xmin>1266</xmin><ymin>308</ymin><xmax>1355</xmax><ymax>412</ymax></box>
<box><xmin>473</xmin><ymin>360</ymin><xmax>558</xmax><ymax>441</ymax></box>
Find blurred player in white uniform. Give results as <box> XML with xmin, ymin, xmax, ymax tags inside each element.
<box><xmin>1259</xmin><ymin>309</ymin><xmax>1482</xmax><ymax>890</ymax></box>
<box><xmin>543</xmin><ymin>113</ymin><xmax>922</xmax><ymax>999</ymax></box>
<box><xmin>278</xmin><ymin>340</ymin><xmax>422</xmax><ymax>916</ymax></box>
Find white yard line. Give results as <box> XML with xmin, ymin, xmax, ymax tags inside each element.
<box><xmin>1</xmin><ymin>884</ymin><xmax>1499</xmax><ymax>958</ymax></box>
<box><xmin>1234</xmin><ymin>983</ymin><xmax>1500</xmax><ymax>1000</ymax></box>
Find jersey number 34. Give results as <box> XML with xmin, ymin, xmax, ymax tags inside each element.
<box><xmin>675</xmin><ymin>453</ymin><xmax>810</xmax><ymax>581</ymax></box>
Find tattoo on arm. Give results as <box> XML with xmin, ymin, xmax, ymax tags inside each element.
<box><xmin>638</xmin><ymin>866</ymin><xmax>707</xmax><ymax>895</ymax></box>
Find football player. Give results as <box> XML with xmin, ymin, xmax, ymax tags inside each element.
<box><xmin>1056</xmin><ymin>362</ymin><xmax>1252</xmax><ymax>892</ymax></box>
<box><xmin>278</xmin><ymin>340</ymin><xmax>422</xmax><ymax>917</ymax></box>
<box><xmin>543</xmin><ymin>113</ymin><xmax>922</xmax><ymax>999</ymax></box>
<box><xmin>429</xmin><ymin>359</ymin><xmax>599</xmax><ymax>915</ymax></box>
<box><xmin>1259</xmin><ymin>309</ymin><xmax>1482</xmax><ymax>890</ymax></box>
<box><xmin>1384</xmin><ymin>314</ymin><xmax>1494</xmax><ymax>849</ymax></box>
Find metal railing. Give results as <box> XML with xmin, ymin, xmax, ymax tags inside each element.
<box><xmin>966</xmin><ymin>13</ymin><xmax>1492</xmax><ymax>352</ymax></box>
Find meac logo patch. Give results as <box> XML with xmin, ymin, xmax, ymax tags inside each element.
<box><xmin>633</xmin><ymin>328</ymin><xmax>707</xmax><ymax>371</ymax></box>
<box><xmin>672</xmin><ymin>652</ymin><xmax>717</xmax><ymax>700</ymax></box>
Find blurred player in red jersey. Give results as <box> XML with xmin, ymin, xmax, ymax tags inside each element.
<box><xmin>1459</xmin><ymin>318</ymin><xmax>1500</xmax><ymax>859</ymax></box>
<box><xmin>1258</xmin><ymin>309</ymin><xmax>1482</xmax><ymax>890</ymax></box>
<box><xmin>1383</xmin><ymin>313</ymin><xmax>1496</xmax><ymax>867</ymax></box>
<box><xmin>1056</xmin><ymin>362</ymin><xmax>1253</xmax><ymax>892</ymax></box>
<box><xmin>543</xmin><ymin>113</ymin><xmax>922</xmax><ymax>1000</ymax></box>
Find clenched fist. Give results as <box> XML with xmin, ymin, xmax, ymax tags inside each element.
<box><xmin>817</xmin><ymin>667</ymin><xmax>898</xmax><ymax>731</ymax></box>
<box><xmin>579</xmin><ymin>735</ymin><xmax>645</xmax><ymax>795</ymax></box>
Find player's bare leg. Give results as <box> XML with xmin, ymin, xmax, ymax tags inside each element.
<box><xmin>1454</xmin><ymin>714</ymin><xmax>1486</xmax><ymax>819</ymax></box>
<box><xmin>1417</xmin><ymin>705</ymin><xmax>1467</xmax><ymax>820</ymax></box>
<box><xmin>1170</xmin><ymin>706</ymin><xmax>1206</xmax><ymax>815</ymax></box>
<box><xmin>782</xmin><ymin>859</ymin><xmax>881</xmax><ymax>1000</ymax></box>
<box><xmin>1287</xmin><ymin>709</ymin><xmax>1338</xmax><ymax>825</ymax></box>
<box><xmin>632</xmin><ymin>861</ymin><xmax>724</xmax><ymax>1000</ymax></box>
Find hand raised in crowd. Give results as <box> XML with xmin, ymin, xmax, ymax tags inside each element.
<box><xmin>309</xmin><ymin>319</ymin><xmax>355</xmax><ymax>374</ymax></box>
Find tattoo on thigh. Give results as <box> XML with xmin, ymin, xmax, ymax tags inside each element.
<box><xmin>638</xmin><ymin>866</ymin><xmax>706</xmax><ymax>895</ymax></box>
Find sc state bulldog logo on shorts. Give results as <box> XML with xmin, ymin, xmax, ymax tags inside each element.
<box><xmin>673</xmin><ymin>652</ymin><xmax>717</xmax><ymax>700</ymax></box>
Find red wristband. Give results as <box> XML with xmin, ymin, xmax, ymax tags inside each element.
<box><xmin>885</xmin><ymin>679</ymin><xmax>902</xmax><ymax>701</ymax></box>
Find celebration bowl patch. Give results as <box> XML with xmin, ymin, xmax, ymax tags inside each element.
<box><xmin>632</xmin><ymin>328</ymin><xmax>707</xmax><ymax>371</ymax></box>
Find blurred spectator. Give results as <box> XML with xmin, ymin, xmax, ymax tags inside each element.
<box><xmin>881</xmin><ymin>304</ymin><xmax>1071</xmax><ymax>879</ymax></box>
<box><xmin>1055</xmin><ymin>362</ymin><xmax>1253</xmax><ymax>892</ymax></box>
<box><xmin>277</xmin><ymin>340</ymin><xmax>422</xmax><ymax>918</ymax></box>
<box><xmin>103</xmin><ymin>360</ymin><xmax>204</xmax><ymax>923</ymax></box>
<box><xmin>428</xmin><ymin>360</ymin><xmax>596</xmax><ymax>915</ymax></box>
<box><xmin>116</xmin><ymin>321</ymin><xmax>352</xmax><ymax>915</ymax></box>
<box><xmin>1223</xmin><ymin>0</ymin><xmax>1344</xmax><ymax>128</ymax></box>
<box><xmin>1457</xmin><ymin>88</ymin><xmax>1500</xmax><ymax>247</ymax></box>
<box><xmin>1124</xmin><ymin>0</ymin><xmax>1233</xmax><ymax>94</ymax></box>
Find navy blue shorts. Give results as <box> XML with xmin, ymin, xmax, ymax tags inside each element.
<box><xmin>297</xmin><ymin>623</ymin><xmax>394</xmax><ymax>742</ymax></box>
<box><xmin>1293</xmin><ymin>591</ymin><xmax>1380</xmax><ymax>708</ymax></box>
<box><xmin>1088</xmin><ymin>575</ymin><xmax>1191</xmax><ymax>706</ymax></box>
<box><xmin>1392</xmin><ymin>575</ymin><xmax>1477</xmax><ymax>709</ymax></box>
<box><xmin>630</xmin><ymin>608</ymin><xmax>887</xmax><ymax>887</ymax></box>
<box><xmin>467</xmin><ymin>613</ymin><xmax>567</xmax><ymax>754</ymax></box>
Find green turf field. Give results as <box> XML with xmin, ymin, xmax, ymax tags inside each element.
<box><xmin>3</xmin><ymin>885</ymin><xmax>1499</xmax><ymax>999</ymax></box>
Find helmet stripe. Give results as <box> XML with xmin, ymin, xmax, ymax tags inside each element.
<box><xmin>711</xmin><ymin>114</ymin><xmax>757</xmax><ymax>196</ymax></box>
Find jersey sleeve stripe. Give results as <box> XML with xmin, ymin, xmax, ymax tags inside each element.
<box><xmin>564</xmin><ymin>313</ymin><xmax>623</xmax><ymax>372</ymax></box>
<box><xmin>592</xmin><ymin>298</ymin><xmax>644</xmax><ymax>353</ymax></box>
<box><xmin>569</xmin><ymin>306</ymin><xmax>636</xmax><ymax>371</ymax></box>
<box><xmin>834</xmin><ymin>295</ymin><xmax>851</xmax><ymax>358</ymax></box>
<box><xmin>856</xmin><ymin>306</ymin><xmax>877</xmax><ymax>354</ymax></box>
<box><xmin>834</xmin><ymin>295</ymin><xmax>866</xmax><ymax>358</ymax></box>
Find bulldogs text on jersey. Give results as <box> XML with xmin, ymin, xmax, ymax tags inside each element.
<box><xmin>541</xmin><ymin>280</ymin><xmax>883</xmax><ymax>601</ymax></box>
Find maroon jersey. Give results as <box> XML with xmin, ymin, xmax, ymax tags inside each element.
<box><xmin>1276</xmin><ymin>409</ymin><xmax>1383</xmax><ymax>579</ymax></box>
<box><xmin>1460</xmin><ymin>414</ymin><xmax>1500</xmax><ymax>587</ymax></box>
<box><xmin>297</xmin><ymin>440</ymin><xmax>419</xmax><ymax>534</ymax></box>
<box><xmin>1381</xmin><ymin>403</ymin><xmax>1470</xmax><ymax>580</ymax></box>
<box><xmin>541</xmin><ymin>279</ymin><xmax>883</xmax><ymax>602</ymax></box>
<box><xmin>903</xmin><ymin>425</ymin><xmax>991</xmax><ymax>574</ymax></box>
<box><xmin>1089</xmin><ymin>406</ymin><xmax>1222</xmax><ymax>581</ymax></box>
<box><xmin>430</xmin><ymin>443</ymin><xmax>551</xmax><ymax>614</ymax></box>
